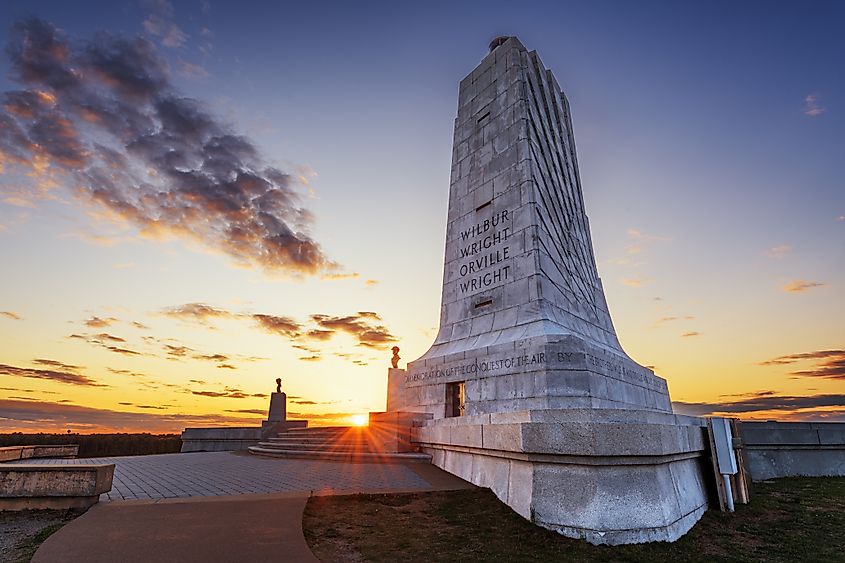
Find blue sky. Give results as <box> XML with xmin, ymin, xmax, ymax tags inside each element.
<box><xmin>0</xmin><ymin>1</ymin><xmax>842</xmax><ymax>431</ymax></box>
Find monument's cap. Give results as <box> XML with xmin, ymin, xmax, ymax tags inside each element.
<box><xmin>489</xmin><ymin>36</ymin><xmax>511</xmax><ymax>52</ymax></box>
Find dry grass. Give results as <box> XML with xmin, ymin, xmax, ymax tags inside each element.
<box><xmin>303</xmin><ymin>477</ymin><xmax>844</xmax><ymax>562</ymax></box>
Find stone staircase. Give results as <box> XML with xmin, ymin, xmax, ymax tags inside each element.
<box><xmin>248</xmin><ymin>425</ymin><xmax>431</xmax><ymax>463</ymax></box>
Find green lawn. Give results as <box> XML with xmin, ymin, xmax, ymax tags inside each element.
<box><xmin>303</xmin><ymin>477</ymin><xmax>844</xmax><ymax>562</ymax></box>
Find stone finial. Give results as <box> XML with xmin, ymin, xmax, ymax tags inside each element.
<box><xmin>275</xmin><ymin>377</ymin><xmax>281</xmax><ymax>393</ymax></box>
<box><xmin>391</xmin><ymin>346</ymin><xmax>400</xmax><ymax>369</ymax></box>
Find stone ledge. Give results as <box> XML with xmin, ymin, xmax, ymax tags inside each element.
<box><xmin>0</xmin><ymin>463</ymin><xmax>114</xmax><ymax>511</ymax></box>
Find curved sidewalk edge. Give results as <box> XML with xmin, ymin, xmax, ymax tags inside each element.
<box><xmin>33</xmin><ymin>492</ymin><xmax>320</xmax><ymax>563</ymax></box>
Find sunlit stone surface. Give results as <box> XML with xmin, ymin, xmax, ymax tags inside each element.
<box><xmin>388</xmin><ymin>37</ymin><xmax>709</xmax><ymax>545</ymax></box>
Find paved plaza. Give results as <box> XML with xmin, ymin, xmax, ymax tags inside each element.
<box><xmin>22</xmin><ymin>450</ymin><xmax>433</xmax><ymax>501</ymax></box>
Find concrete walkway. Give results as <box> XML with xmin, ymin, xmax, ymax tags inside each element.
<box><xmin>27</xmin><ymin>451</ymin><xmax>472</xmax><ymax>562</ymax></box>
<box><xmin>33</xmin><ymin>492</ymin><xmax>319</xmax><ymax>563</ymax></box>
<box><xmin>22</xmin><ymin>450</ymin><xmax>434</xmax><ymax>500</ymax></box>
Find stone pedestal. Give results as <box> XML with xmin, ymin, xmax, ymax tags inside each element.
<box><xmin>267</xmin><ymin>392</ymin><xmax>286</xmax><ymax>423</ymax></box>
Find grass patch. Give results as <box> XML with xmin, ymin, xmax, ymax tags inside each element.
<box><xmin>303</xmin><ymin>477</ymin><xmax>844</xmax><ymax>562</ymax></box>
<box><xmin>0</xmin><ymin>508</ymin><xmax>84</xmax><ymax>563</ymax></box>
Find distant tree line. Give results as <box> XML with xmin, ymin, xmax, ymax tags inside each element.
<box><xmin>0</xmin><ymin>433</ymin><xmax>182</xmax><ymax>458</ymax></box>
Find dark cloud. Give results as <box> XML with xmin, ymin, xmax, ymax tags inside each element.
<box><xmin>672</xmin><ymin>392</ymin><xmax>845</xmax><ymax>419</ymax></box>
<box><xmin>191</xmin><ymin>387</ymin><xmax>264</xmax><ymax>399</ymax></box>
<box><xmin>0</xmin><ymin>362</ymin><xmax>106</xmax><ymax>387</ymax></box>
<box><xmin>217</xmin><ymin>364</ymin><xmax>236</xmax><ymax>370</ymax></box>
<box><xmin>1</xmin><ymin>311</ymin><xmax>22</xmax><ymax>320</ymax></box>
<box><xmin>0</xmin><ymin>398</ymin><xmax>259</xmax><ymax>433</ymax></box>
<box><xmin>305</xmin><ymin>329</ymin><xmax>333</xmax><ymax>341</ymax></box>
<box><xmin>0</xmin><ymin>18</ymin><xmax>332</xmax><ymax>275</ymax></box>
<box><xmin>131</xmin><ymin>321</ymin><xmax>150</xmax><ymax>330</ymax></box>
<box><xmin>32</xmin><ymin>358</ymin><xmax>83</xmax><ymax>372</ymax></box>
<box><xmin>84</xmin><ymin>316</ymin><xmax>117</xmax><ymax>328</ymax></box>
<box><xmin>310</xmin><ymin>312</ymin><xmax>397</xmax><ymax>349</ymax></box>
<box><xmin>252</xmin><ymin>314</ymin><xmax>302</xmax><ymax>338</ymax></box>
<box><xmin>224</xmin><ymin>408</ymin><xmax>265</xmax><ymax>415</ymax></box>
<box><xmin>759</xmin><ymin>349</ymin><xmax>845</xmax><ymax>380</ymax></box>
<box><xmin>69</xmin><ymin>333</ymin><xmax>143</xmax><ymax>356</ymax></box>
<box><xmin>681</xmin><ymin>331</ymin><xmax>700</xmax><ymax>338</ymax></box>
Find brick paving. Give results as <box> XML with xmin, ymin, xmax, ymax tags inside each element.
<box><xmin>21</xmin><ymin>451</ymin><xmax>432</xmax><ymax>501</ymax></box>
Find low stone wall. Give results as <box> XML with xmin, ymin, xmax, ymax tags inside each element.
<box><xmin>181</xmin><ymin>421</ymin><xmax>308</xmax><ymax>452</ymax></box>
<box><xmin>0</xmin><ymin>464</ymin><xmax>114</xmax><ymax>510</ymax></box>
<box><xmin>740</xmin><ymin>421</ymin><xmax>845</xmax><ymax>481</ymax></box>
<box><xmin>0</xmin><ymin>444</ymin><xmax>79</xmax><ymax>463</ymax></box>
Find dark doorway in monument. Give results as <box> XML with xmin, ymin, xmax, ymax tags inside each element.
<box><xmin>446</xmin><ymin>382</ymin><xmax>465</xmax><ymax>417</ymax></box>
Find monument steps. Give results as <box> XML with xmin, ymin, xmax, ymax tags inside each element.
<box><xmin>248</xmin><ymin>426</ymin><xmax>431</xmax><ymax>464</ymax></box>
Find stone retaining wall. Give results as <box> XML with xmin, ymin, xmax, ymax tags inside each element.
<box><xmin>0</xmin><ymin>444</ymin><xmax>79</xmax><ymax>463</ymax></box>
<box><xmin>740</xmin><ymin>421</ymin><xmax>845</xmax><ymax>481</ymax></box>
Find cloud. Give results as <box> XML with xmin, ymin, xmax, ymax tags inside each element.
<box><xmin>625</xmin><ymin>229</ymin><xmax>668</xmax><ymax>255</ymax></box>
<box><xmin>68</xmin><ymin>333</ymin><xmax>143</xmax><ymax>356</ymax></box>
<box><xmin>298</xmin><ymin>355</ymin><xmax>321</xmax><ymax>362</ymax></box>
<box><xmin>364</xmin><ymin>279</ymin><xmax>379</xmax><ymax>287</ymax></box>
<box><xmin>251</xmin><ymin>314</ymin><xmax>302</xmax><ymax>338</ymax></box>
<box><xmin>759</xmin><ymin>349</ymin><xmax>845</xmax><ymax>380</ymax></box>
<box><xmin>0</xmin><ymin>398</ymin><xmax>264</xmax><ymax>433</ymax></box>
<box><xmin>803</xmin><ymin>94</ymin><xmax>826</xmax><ymax>117</ymax></box>
<box><xmin>837</xmin><ymin>215</ymin><xmax>844</xmax><ymax>222</ymax></box>
<box><xmin>32</xmin><ymin>358</ymin><xmax>84</xmax><ymax>371</ymax></box>
<box><xmin>224</xmin><ymin>408</ymin><xmax>265</xmax><ymax>415</ymax></box>
<box><xmin>681</xmin><ymin>331</ymin><xmax>700</xmax><ymax>337</ymax></box>
<box><xmin>621</xmin><ymin>277</ymin><xmax>649</xmax><ymax>287</ymax></box>
<box><xmin>0</xmin><ymin>311</ymin><xmax>22</xmax><ymax>320</ymax></box>
<box><xmin>672</xmin><ymin>392</ymin><xmax>844</xmax><ymax>420</ymax></box>
<box><xmin>160</xmin><ymin>302</ymin><xmax>235</xmax><ymax>323</ymax></box>
<box><xmin>310</xmin><ymin>312</ymin><xmax>397</xmax><ymax>349</ymax></box>
<box><xmin>142</xmin><ymin>0</ymin><xmax>187</xmax><ymax>48</ymax></box>
<box><xmin>84</xmin><ymin>316</ymin><xmax>118</xmax><ymax>328</ymax></box>
<box><xmin>0</xmin><ymin>362</ymin><xmax>106</xmax><ymax>386</ymax></box>
<box><xmin>176</xmin><ymin>59</ymin><xmax>209</xmax><ymax>78</ymax></box>
<box><xmin>764</xmin><ymin>245</ymin><xmax>792</xmax><ymax>259</ymax></box>
<box><xmin>321</xmin><ymin>272</ymin><xmax>360</xmax><ymax>281</ymax></box>
<box><xmin>782</xmin><ymin>280</ymin><xmax>826</xmax><ymax>293</ymax></box>
<box><xmin>191</xmin><ymin>386</ymin><xmax>265</xmax><ymax>399</ymax></box>
<box><xmin>0</xmin><ymin>18</ymin><xmax>332</xmax><ymax>276</ymax></box>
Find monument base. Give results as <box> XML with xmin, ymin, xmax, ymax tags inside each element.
<box><xmin>413</xmin><ymin>408</ymin><xmax>711</xmax><ymax>545</ymax></box>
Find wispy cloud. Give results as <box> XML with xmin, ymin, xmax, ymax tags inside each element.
<box><xmin>803</xmin><ymin>94</ymin><xmax>826</xmax><ymax>117</ymax></box>
<box><xmin>0</xmin><ymin>18</ymin><xmax>333</xmax><ymax>276</ymax></box>
<box><xmin>681</xmin><ymin>331</ymin><xmax>701</xmax><ymax>338</ymax></box>
<box><xmin>625</xmin><ymin>228</ymin><xmax>668</xmax><ymax>255</ymax></box>
<box><xmin>672</xmin><ymin>391</ymin><xmax>844</xmax><ymax>420</ymax></box>
<box><xmin>759</xmin><ymin>349</ymin><xmax>845</xmax><ymax>380</ymax></box>
<box><xmin>621</xmin><ymin>277</ymin><xmax>650</xmax><ymax>287</ymax></box>
<box><xmin>142</xmin><ymin>0</ymin><xmax>187</xmax><ymax>48</ymax></box>
<box><xmin>0</xmin><ymin>398</ymin><xmax>268</xmax><ymax>433</ymax></box>
<box><xmin>84</xmin><ymin>316</ymin><xmax>117</xmax><ymax>328</ymax></box>
<box><xmin>159</xmin><ymin>302</ymin><xmax>398</xmax><ymax>350</ymax></box>
<box><xmin>0</xmin><ymin>361</ymin><xmax>106</xmax><ymax>387</ymax></box>
<box><xmin>251</xmin><ymin>314</ymin><xmax>302</xmax><ymax>338</ymax></box>
<box><xmin>0</xmin><ymin>311</ymin><xmax>22</xmax><ymax>320</ymax></box>
<box><xmin>782</xmin><ymin>280</ymin><xmax>826</xmax><ymax>293</ymax></box>
<box><xmin>68</xmin><ymin>333</ymin><xmax>143</xmax><ymax>356</ymax></box>
<box><xmin>310</xmin><ymin>312</ymin><xmax>397</xmax><ymax>349</ymax></box>
<box><xmin>764</xmin><ymin>245</ymin><xmax>792</xmax><ymax>259</ymax></box>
